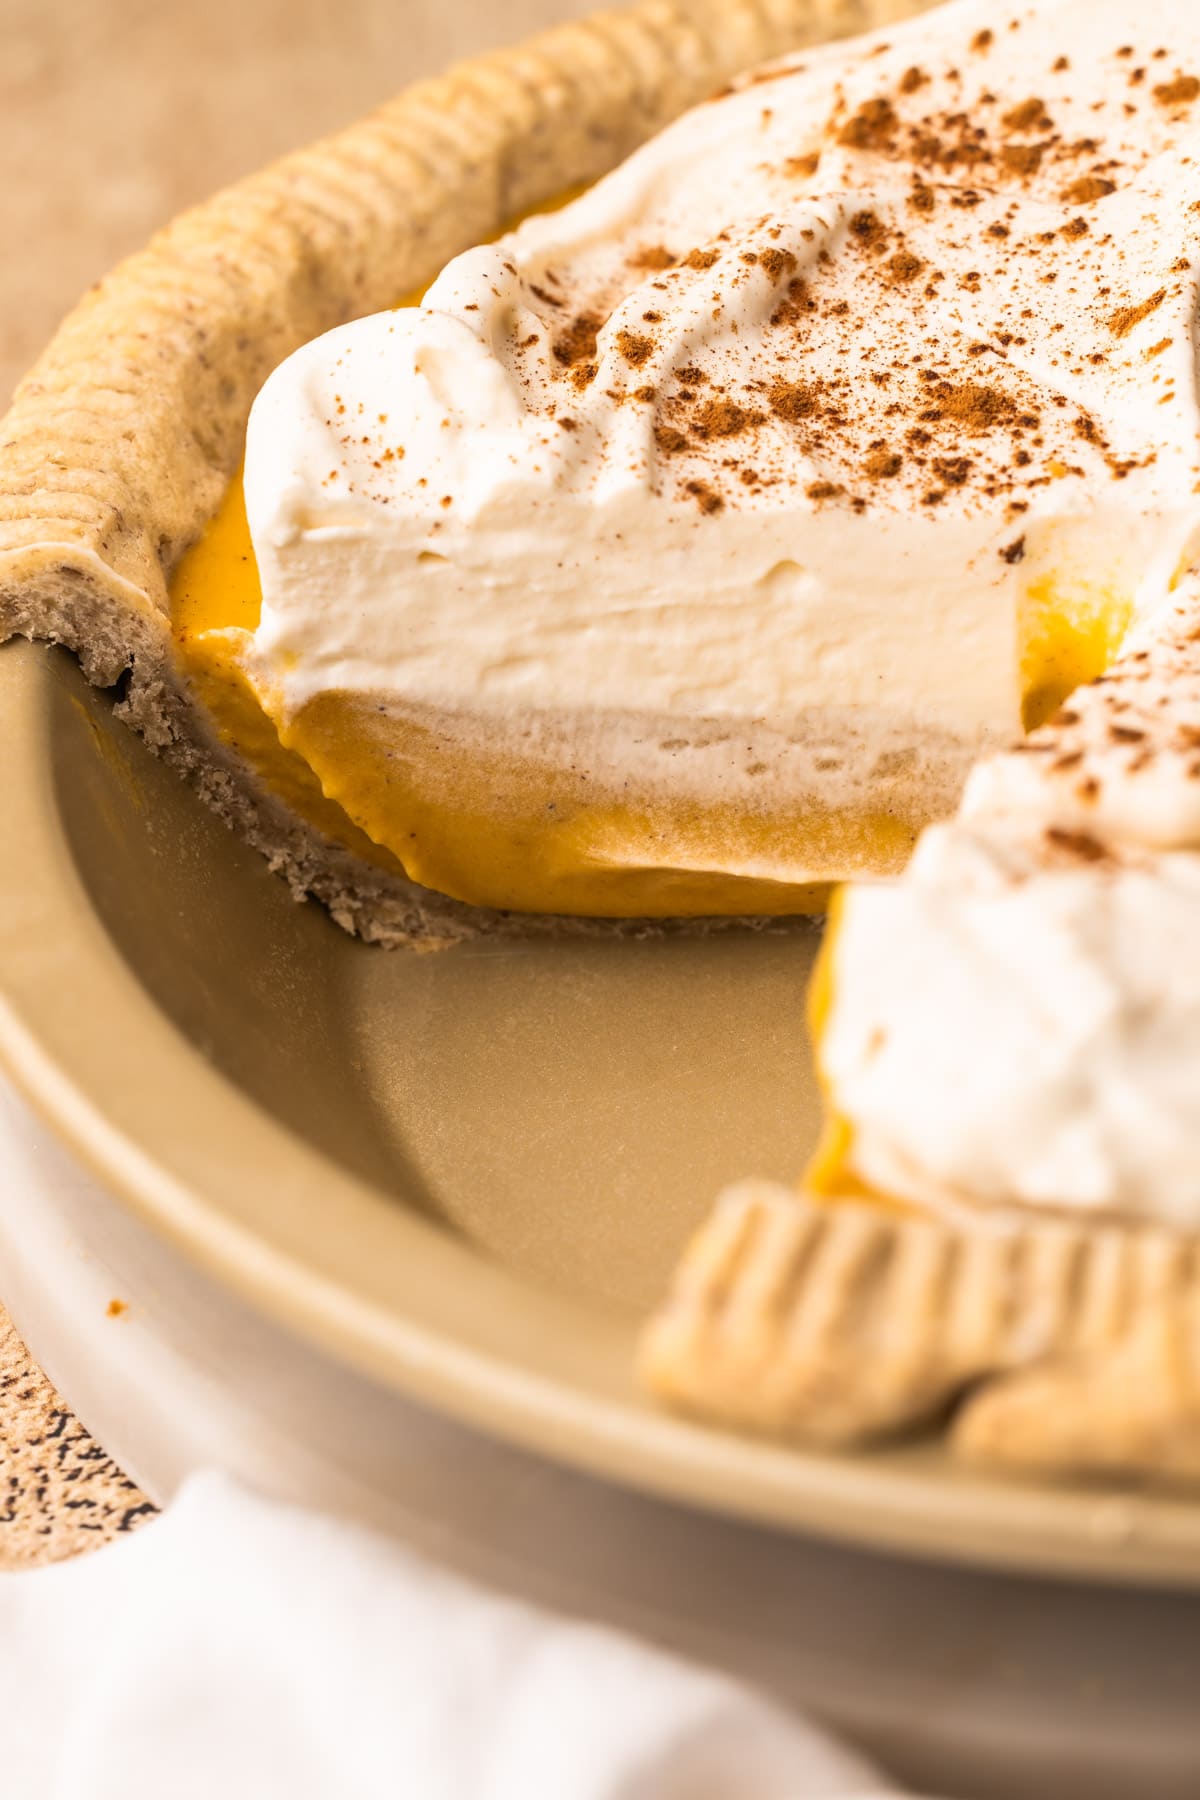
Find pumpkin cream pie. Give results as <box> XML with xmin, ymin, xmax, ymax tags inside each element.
<box><xmin>8</xmin><ymin>0</ymin><xmax>1200</xmax><ymax>1481</ymax></box>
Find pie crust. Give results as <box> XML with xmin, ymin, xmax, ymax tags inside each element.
<box><xmin>0</xmin><ymin>0</ymin><xmax>933</xmax><ymax>947</ymax></box>
<box><xmin>642</xmin><ymin>1182</ymin><xmax>1200</xmax><ymax>1482</ymax></box>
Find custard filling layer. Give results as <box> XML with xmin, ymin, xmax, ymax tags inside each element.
<box><xmin>169</xmin><ymin>459</ymin><xmax>1136</xmax><ymax>916</ymax></box>
<box><xmin>171</xmin><ymin>477</ymin><xmax>914</xmax><ymax>914</ymax></box>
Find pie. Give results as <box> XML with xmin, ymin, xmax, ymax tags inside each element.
<box><xmin>6</xmin><ymin>0</ymin><xmax>1200</xmax><ymax>1484</ymax></box>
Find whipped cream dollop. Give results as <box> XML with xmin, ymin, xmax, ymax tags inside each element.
<box><xmin>818</xmin><ymin>565</ymin><xmax>1200</xmax><ymax>1232</ymax></box>
<box><xmin>822</xmin><ymin>821</ymin><xmax>1200</xmax><ymax>1229</ymax></box>
<box><xmin>241</xmin><ymin>0</ymin><xmax>1200</xmax><ymax>864</ymax></box>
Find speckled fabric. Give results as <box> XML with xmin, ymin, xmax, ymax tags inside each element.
<box><xmin>0</xmin><ymin>1308</ymin><xmax>154</xmax><ymax>1568</ymax></box>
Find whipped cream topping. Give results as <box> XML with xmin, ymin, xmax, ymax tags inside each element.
<box><xmin>820</xmin><ymin>571</ymin><xmax>1200</xmax><ymax>1231</ymax></box>
<box><xmin>242</xmin><ymin>0</ymin><xmax>1200</xmax><ymax>856</ymax></box>
<box><xmin>823</xmin><ymin>821</ymin><xmax>1200</xmax><ymax>1229</ymax></box>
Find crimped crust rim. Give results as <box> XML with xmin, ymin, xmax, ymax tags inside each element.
<box><xmin>642</xmin><ymin>1181</ymin><xmax>1200</xmax><ymax>1483</ymax></box>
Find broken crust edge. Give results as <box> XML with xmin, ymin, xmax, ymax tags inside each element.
<box><xmin>0</xmin><ymin>0</ymin><xmax>935</xmax><ymax>948</ymax></box>
<box><xmin>640</xmin><ymin>1180</ymin><xmax>1200</xmax><ymax>1483</ymax></box>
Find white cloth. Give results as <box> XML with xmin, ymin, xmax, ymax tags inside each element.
<box><xmin>0</xmin><ymin>1470</ymin><xmax>920</xmax><ymax>1799</ymax></box>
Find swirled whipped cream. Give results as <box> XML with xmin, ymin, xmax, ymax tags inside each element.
<box><xmin>239</xmin><ymin>0</ymin><xmax>1200</xmax><ymax>902</ymax></box>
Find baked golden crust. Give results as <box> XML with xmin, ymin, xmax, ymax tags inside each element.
<box><xmin>642</xmin><ymin>1182</ymin><xmax>1200</xmax><ymax>1482</ymax></box>
<box><xmin>0</xmin><ymin>0</ymin><xmax>935</xmax><ymax>946</ymax></box>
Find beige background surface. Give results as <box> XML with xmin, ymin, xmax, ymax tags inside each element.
<box><xmin>0</xmin><ymin>0</ymin><xmax>593</xmax><ymax>1566</ymax></box>
<box><xmin>0</xmin><ymin>0</ymin><xmax>597</xmax><ymax>409</ymax></box>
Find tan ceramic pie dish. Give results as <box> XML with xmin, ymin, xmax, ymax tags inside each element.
<box><xmin>5</xmin><ymin>0</ymin><xmax>1200</xmax><ymax>1580</ymax></box>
